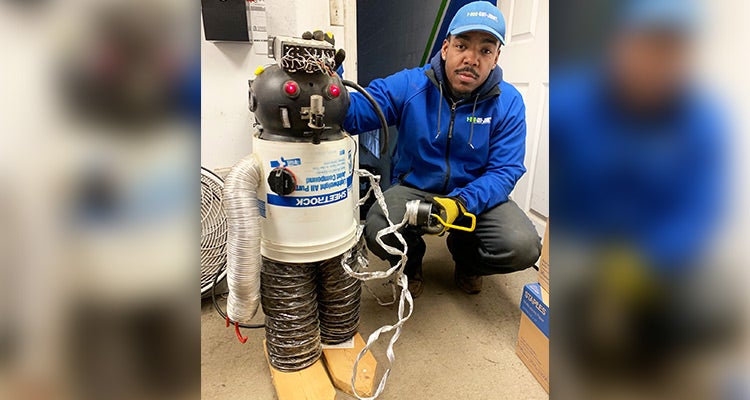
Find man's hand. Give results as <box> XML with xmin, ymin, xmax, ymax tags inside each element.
<box><xmin>425</xmin><ymin>196</ymin><xmax>476</xmax><ymax>235</ymax></box>
<box><xmin>597</xmin><ymin>245</ymin><xmax>659</xmax><ymax>307</ymax></box>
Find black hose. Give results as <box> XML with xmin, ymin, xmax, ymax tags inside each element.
<box><xmin>342</xmin><ymin>80</ymin><xmax>390</xmax><ymax>158</ymax></box>
<box><xmin>317</xmin><ymin>237</ymin><xmax>365</xmax><ymax>344</ymax></box>
<box><xmin>261</xmin><ymin>259</ymin><xmax>322</xmax><ymax>371</ymax></box>
<box><xmin>211</xmin><ymin>264</ymin><xmax>265</xmax><ymax>329</ymax></box>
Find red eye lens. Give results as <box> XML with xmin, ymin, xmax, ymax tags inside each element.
<box><xmin>328</xmin><ymin>84</ymin><xmax>341</xmax><ymax>98</ymax></box>
<box><xmin>283</xmin><ymin>81</ymin><xmax>299</xmax><ymax>97</ymax></box>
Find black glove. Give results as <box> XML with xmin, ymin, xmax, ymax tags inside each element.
<box><xmin>424</xmin><ymin>196</ymin><xmax>476</xmax><ymax>235</ymax></box>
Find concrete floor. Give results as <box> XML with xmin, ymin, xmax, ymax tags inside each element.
<box><xmin>201</xmin><ymin>235</ymin><xmax>548</xmax><ymax>400</ymax></box>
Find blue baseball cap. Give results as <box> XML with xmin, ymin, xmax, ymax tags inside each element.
<box><xmin>619</xmin><ymin>0</ymin><xmax>698</xmax><ymax>34</ymax></box>
<box><xmin>447</xmin><ymin>1</ymin><xmax>506</xmax><ymax>45</ymax></box>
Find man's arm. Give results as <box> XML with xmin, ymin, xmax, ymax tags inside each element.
<box><xmin>343</xmin><ymin>71</ymin><xmax>410</xmax><ymax>134</ymax></box>
<box><xmin>448</xmin><ymin>96</ymin><xmax>527</xmax><ymax>215</ymax></box>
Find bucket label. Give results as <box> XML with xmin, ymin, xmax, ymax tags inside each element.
<box><xmin>267</xmin><ymin>187</ymin><xmax>348</xmax><ymax>207</ymax></box>
<box><xmin>265</xmin><ymin>147</ymin><xmax>353</xmax><ymax>208</ymax></box>
<box><xmin>297</xmin><ymin>173</ymin><xmax>352</xmax><ymax>192</ymax></box>
<box><xmin>269</xmin><ymin>157</ymin><xmax>301</xmax><ymax>168</ymax></box>
<box><xmin>257</xmin><ymin>199</ymin><xmax>266</xmax><ymax>218</ymax></box>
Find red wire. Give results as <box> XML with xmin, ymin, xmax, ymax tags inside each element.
<box><xmin>235</xmin><ymin>322</ymin><xmax>248</xmax><ymax>344</ymax></box>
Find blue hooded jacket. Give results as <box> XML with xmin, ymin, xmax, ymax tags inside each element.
<box><xmin>551</xmin><ymin>67</ymin><xmax>725</xmax><ymax>274</ymax></box>
<box><xmin>344</xmin><ymin>52</ymin><xmax>527</xmax><ymax>215</ymax></box>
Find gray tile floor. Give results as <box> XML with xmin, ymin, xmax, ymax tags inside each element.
<box><xmin>201</xmin><ymin>235</ymin><xmax>548</xmax><ymax>399</ymax></box>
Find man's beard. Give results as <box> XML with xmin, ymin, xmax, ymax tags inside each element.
<box><xmin>450</xmin><ymin>67</ymin><xmax>480</xmax><ymax>99</ymax></box>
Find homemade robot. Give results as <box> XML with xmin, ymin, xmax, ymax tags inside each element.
<box><xmin>212</xmin><ymin>34</ymin><xmax>476</xmax><ymax>399</ymax></box>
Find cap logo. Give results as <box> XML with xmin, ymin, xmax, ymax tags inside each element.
<box><xmin>466</xmin><ymin>11</ymin><xmax>498</xmax><ymax>22</ymax></box>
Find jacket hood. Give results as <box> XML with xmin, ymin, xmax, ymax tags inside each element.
<box><xmin>428</xmin><ymin>51</ymin><xmax>503</xmax><ymax>99</ymax></box>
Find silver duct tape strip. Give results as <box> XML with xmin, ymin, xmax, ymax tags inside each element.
<box><xmin>338</xmin><ymin>169</ymin><xmax>415</xmax><ymax>400</ymax></box>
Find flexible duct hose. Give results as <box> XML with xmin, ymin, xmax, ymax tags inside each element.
<box><xmin>261</xmin><ymin>259</ymin><xmax>322</xmax><ymax>371</ymax></box>
<box><xmin>318</xmin><ymin>237</ymin><xmax>365</xmax><ymax>344</ymax></box>
<box><xmin>222</xmin><ymin>154</ymin><xmax>263</xmax><ymax>324</ymax></box>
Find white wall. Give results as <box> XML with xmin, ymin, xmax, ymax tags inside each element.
<box><xmin>201</xmin><ymin>0</ymin><xmax>358</xmax><ymax>170</ymax></box>
<box><xmin>498</xmin><ymin>0</ymin><xmax>549</xmax><ymax>235</ymax></box>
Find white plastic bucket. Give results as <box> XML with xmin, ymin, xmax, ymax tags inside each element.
<box><xmin>253</xmin><ymin>135</ymin><xmax>357</xmax><ymax>263</ymax></box>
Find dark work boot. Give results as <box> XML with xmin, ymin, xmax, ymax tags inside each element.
<box><xmin>454</xmin><ymin>264</ymin><xmax>483</xmax><ymax>294</ymax></box>
<box><xmin>403</xmin><ymin>238</ymin><xmax>426</xmax><ymax>298</ymax></box>
<box><xmin>446</xmin><ymin>233</ymin><xmax>482</xmax><ymax>294</ymax></box>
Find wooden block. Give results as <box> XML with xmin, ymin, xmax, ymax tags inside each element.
<box><xmin>263</xmin><ymin>340</ymin><xmax>336</xmax><ymax>400</ymax></box>
<box><xmin>322</xmin><ymin>333</ymin><xmax>377</xmax><ymax>398</ymax></box>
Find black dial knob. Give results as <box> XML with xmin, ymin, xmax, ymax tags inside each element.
<box><xmin>267</xmin><ymin>168</ymin><xmax>296</xmax><ymax>196</ymax></box>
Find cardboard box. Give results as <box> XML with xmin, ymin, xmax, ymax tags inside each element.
<box><xmin>516</xmin><ymin>283</ymin><xmax>549</xmax><ymax>393</ymax></box>
<box><xmin>538</xmin><ymin>222</ymin><xmax>550</xmax><ymax>294</ymax></box>
<box><xmin>540</xmin><ymin>286</ymin><xmax>549</xmax><ymax>306</ymax></box>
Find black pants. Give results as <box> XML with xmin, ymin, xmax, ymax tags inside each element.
<box><xmin>364</xmin><ymin>185</ymin><xmax>542</xmax><ymax>276</ymax></box>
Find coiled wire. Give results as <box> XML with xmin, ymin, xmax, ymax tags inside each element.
<box><xmin>222</xmin><ymin>154</ymin><xmax>263</xmax><ymax>324</ymax></box>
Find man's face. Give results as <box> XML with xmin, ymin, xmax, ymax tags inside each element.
<box><xmin>440</xmin><ymin>31</ymin><xmax>501</xmax><ymax>96</ymax></box>
<box><xmin>610</xmin><ymin>30</ymin><xmax>690</xmax><ymax>111</ymax></box>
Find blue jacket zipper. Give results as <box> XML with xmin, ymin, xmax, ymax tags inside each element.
<box><xmin>442</xmin><ymin>100</ymin><xmax>458</xmax><ymax>193</ymax></box>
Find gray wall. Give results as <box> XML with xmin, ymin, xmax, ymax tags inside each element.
<box><xmin>356</xmin><ymin>0</ymin><xmax>443</xmax><ymax>86</ymax></box>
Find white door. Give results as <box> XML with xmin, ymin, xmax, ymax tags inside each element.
<box><xmin>496</xmin><ymin>0</ymin><xmax>549</xmax><ymax>235</ymax></box>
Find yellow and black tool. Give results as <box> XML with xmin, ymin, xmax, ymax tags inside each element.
<box><xmin>408</xmin><ymin>197</ymin><xmax>477</xmax><ymax>235</ymax></box>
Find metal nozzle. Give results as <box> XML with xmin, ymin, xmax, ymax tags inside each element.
<box><xmin>405</xmin><ymin>200</ymin><xmax>441</xmax><ymax>234</ymax></box>
<box><xmin>310</xmin><ymin>95</ymin><xmax>324</xmax><ymax>114</ymax></box>
<box><xmin>308</xmin><ymin>95</ymin><xmax>326</xmax><ymax>130</ymax></box>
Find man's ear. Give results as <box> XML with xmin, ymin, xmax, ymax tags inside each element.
<box><xmin>440</xmin><ymin>39</ymin><xmax>450</xmax><ymax>60</ymax></box>
<box><xmin>489</xmin><ymin>47</ymin><xmax>500</xmax><ymax>69</ymax></box>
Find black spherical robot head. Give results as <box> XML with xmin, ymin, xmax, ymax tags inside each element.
<box><xmin>248</xmin><ymin>65</ymin><xmax>349</xmax><ymax>141</ymax></box>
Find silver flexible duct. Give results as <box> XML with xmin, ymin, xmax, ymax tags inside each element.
<box><xmin>222</xmin><ymin>154</ymin><xmax>262</xmax><ymax>324</ymax></box>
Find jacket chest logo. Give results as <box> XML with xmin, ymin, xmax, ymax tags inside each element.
<box><xmin>466</xmin><ymin>116</ymin><xmax>492</xmax><ymax>125</ymax></box>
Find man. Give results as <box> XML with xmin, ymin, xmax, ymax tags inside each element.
<box><xmin>552</xmin><ymin>0</ymin><xmax>723</xmax><ymax>277</ymax></box>
<box><xmin>551</xmin><ymin>0</ymin><xmax>731</xmax><ymax>392</ymax></box>
<box><xmin>344</xmin><ymin>1</ymin><xmax>541</xmax><ymax>297</ymax></box>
